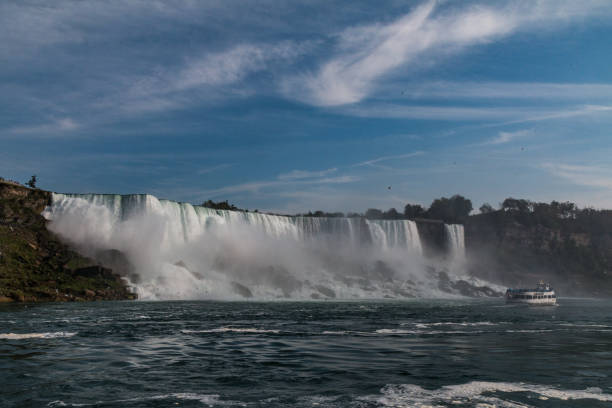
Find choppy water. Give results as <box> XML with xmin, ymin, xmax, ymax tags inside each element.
<box><xmin>2</xmin><ymin>299</ymin><xmax>612</xmax><ymax>407</ymax></box>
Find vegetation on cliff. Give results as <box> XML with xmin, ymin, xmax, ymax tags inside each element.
<box><xmin>466</xmin><ymin>198</ymin><xmax>612</xmax><ymax>296</ymax></box>
<box><xmin>0</xmin><ymin>180</ymin><xmax>135</xmax><ymax>302</ymax></box>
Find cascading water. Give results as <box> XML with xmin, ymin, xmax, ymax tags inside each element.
<box><xmin>366</xmin><ymin>220</ymin><xmax>423</xmax><ymax>253</ymax></box>
<box><xmin>42</xmin><ymin>193</ymin><xmax>472</xmax><ymax>300</ymax></box>
<box><xmin>444</xmin><ymin>224</ymin><xmax>465</xmax><ymax>261</ymax></box>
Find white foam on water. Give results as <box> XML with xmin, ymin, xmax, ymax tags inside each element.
<box><xmin>359</xmin><ymin>381</ymin><xmax>612</xmax><ymax>407</ymax></box>
<box><xmin>0</xmin><ymin>332</ymin><xmax>76</xmax><ymax>340</ymax></box>
<box><xmin>182</xmin><ymin>327</ymin><xmax>280</xmax><ymax>334</ymax></box>
<box><xmin>48</xmin><ymin>393</ymin><xmax>245</xmax><ymax>407</ymax></box>
<box><xmin>410</xmin><ymin>321</ymin><xmax>500</xmax><ymax>328</ymax></box>
<box><xmin>375</xmin><ymin>328</ymin><xmax>485</xmax><ymax>336</ymax></box>
<box><xmin>376</xmin><ymin>329</ymin><xmax>420</xmax><ymax>335</ymax></box>
<box><xmin>504</xmin><ymin>329</ymin><xmax>554</xmax><ymax>333</ymax></box>
<box><xmin>559</xmin><ymin>323</ymin><xmax>611</xmax><ymax>328</ymax></box>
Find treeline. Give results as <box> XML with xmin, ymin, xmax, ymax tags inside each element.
<box><xmin>201</xmin><ymin>200</ymin><xmax>252</xmax><ymax>212</ymax></box>
<box><xmin>298</xmin><ymin>194</ymin><xmax>473</xmax><ymax>224</ymax></box>
<box><xmin>479</xmin><ymin>197</ymin><xmax>612</xmax><ymax>234</ymax></box>
<box><xmin>201</xmin><ymin>194</ymin><xmax>474</xmax><ymax>223</ymax></box>
<box><xmin>201</xmin><ymin>195</ymin><xmax>612</xmax><ymax>230</ymax></box>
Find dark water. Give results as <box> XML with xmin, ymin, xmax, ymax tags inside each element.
<box><xmin>1</xmin><ymin>299</ymin><xmax>612</xmax><ymax>407</ymax></box>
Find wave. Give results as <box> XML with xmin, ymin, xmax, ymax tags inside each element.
<box><xmin>361</xmin><ymin>381</ymin><xmax>612</xmax><ymax>407</ymax></box>
<box><xmin>0</xmin><ymin>332</ymin><xmax>76</xmax><ymax>340</ymax></box>
<box><xmin>47</xmin><ymin>382</ymin><xmax>612</xmax><ymax>407</ymax></box>
<box><xmin>47</xmin><ymin>393</ymin><xmax>242</xmax><ymax>407</ymax></box>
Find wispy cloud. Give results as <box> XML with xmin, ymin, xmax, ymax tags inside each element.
<box><xmin>484</xmin><ymin>129</ymin><xmax>532</xmax><ymax>145</ymax></box>
<box><xmin>270</xmin><ymin>188</ymin><xmax>413</xmax><ymax>214</ymax></box>
<box><xmin>282</xmin><ymin>0</ymin><xmax>612</xmax><ymax>106</ymax></box>
<box><xmin>201</xmin><ymin>175</ymin><xmax>359</xmax><ymax>198</ymax></box>
<box><xmin>338</xmin><ymin>103</ymin><xmax>612</xmax><ymax>123</ymax></box>
<box><xmin>277</xmin><ymin>168</ymin><xmax>338</xmax><ymax>180</ymax></box>
<box><xmin>7</xmin><ymin>118</ymin><xmax>79</xmax><ymax>136</ymax></box>
<box><xmin>395</xmin><ymin>81</ymin><xmax>612</xmax><ymax>101</ymax></box>
<box><xmin>489</xmin><ymin>104</ymin><xmax>612</xmax><ymax>127</ymax></box>
<box><xmin>341</xmin><ymin>104</ymin><xmax>533</xmax><ymax>120</ymax></box>
<box><xmin>542</xmin><ymin>163</ymin><xmax>612</xmax><ymax>189</ymax></box>
<box><xmin>355</xmin><ymin>151</ymin><xmax>424</xmax><ymax>169</ymax></box>
<box><xmin>119</xmin><ymin>41</ymin><xmax>309</xmax><ymax>113</ymax></box>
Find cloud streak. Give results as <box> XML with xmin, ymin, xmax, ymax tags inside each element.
<box><xmin>7</xmin><ymin>118</ymin><xmax>79</xmax><ymax>136</ymax></box>
<box><xmin>282</xmin><ymin>0</ymin><xmax>612</xmax><ymax>106</ymax></box>
<box><xmin>201</xmin><ymin>175</ymin><xmax>359</xmax><ymax>198</ymax></box>
<box><xmin>355</xmin><ymin>151</ymin><xmax>424</xmax><ymax>169</ymax></box>
<box><xmin>396</xmin><ymin>81</ymin><xmax>612</xmax><ymax>101</ymax></box>
<box><xmin>277</xmin><ymin>168</ymin><xmax>338</xmax><ymax>180</ymax></box>
<box><xmin>120</xmin><ymin>41</ymin><xmax>309</xmax><ymax>113</ymax></box>
<box><xmin>338</xmin><ymin>103</ymin><xmax>612</xmax><ymax>123</ymax></box>
<box><xmin>484</xmin><ymin>129</ymin><xmax>532</xmax><ymax>145</ymax></box>
<box><xmin>542</xmin><ymin>163</ymin><xmax>612</xmax><ymax>190</ymax></box>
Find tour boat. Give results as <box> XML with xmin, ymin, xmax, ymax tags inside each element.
<box><xmin>505</xmin><ymin>281</ymin><xmax>557</xmax><ymax>305</ymax></box>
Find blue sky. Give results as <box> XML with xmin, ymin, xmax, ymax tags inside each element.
<box><xmin>2</xmin><ymin>0</ymin><xmax>612</xmax><ymax>213</ymax></box>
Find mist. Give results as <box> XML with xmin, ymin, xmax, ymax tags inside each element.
<box><xmin>42</xmin><ymin>193</ymin><xmax>486</xmax><ymax>300</ymax></box>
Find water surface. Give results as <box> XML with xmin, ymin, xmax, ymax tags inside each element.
<box><xmin>2</xmin><ymin>298</ymin><xmax>612</xmax><ymax>407</ymax></box>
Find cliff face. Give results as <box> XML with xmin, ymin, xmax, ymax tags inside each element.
<box><xmin>0</xmin><ymin>181</ymin><xmax>135</xmax><ymax>302</ymax></box>
<box><xmin>414</xmin><ymin>219</ymin><xmax>447</xmax><ymax>257</ymax></box>
<box><xmin>465</xmin><ymin>211</ymin><xmax>612</xmax><ymax>297</ymax></box>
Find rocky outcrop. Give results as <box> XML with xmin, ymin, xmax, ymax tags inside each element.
<box><xmin>465</xmin><ymin>211</ymin><xmax>612</xmax><ymax>297</ymax></box>
<box><xmin>415</xmin><ymin>219</ymin><xmax>447</xmax><ymax>257</ymax></box>
<box><xmin>0</xmin><ymin>180</ymin><xmax>136</xmax><ymax>302</ymax></box>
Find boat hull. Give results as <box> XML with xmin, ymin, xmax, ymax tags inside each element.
<box><xmin>506</xmin><ymin>297</ymin><xmax>557</xmax><ymax>306</ymax></box>
<box><xmin>505</xmin><ymin>286</ymin><xmax>557</xmax><ymax>306</ymax></box>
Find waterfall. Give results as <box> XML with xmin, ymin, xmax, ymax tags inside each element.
<box><xmin>444</xmin><ymin>224</ymin><xmax>465</xmax><ymax>261</ymax></box>
<box><xmin>366</xmin><ymin>220</ymin><xmax>423</xmax><ymax>253</ymax></box>
<box><xmin>42</xmin><ymin>193</ymin><xmax>448</xmax><ymax>300</ymax></box>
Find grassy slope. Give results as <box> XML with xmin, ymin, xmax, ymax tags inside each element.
<box><xmin>0</xmin><ymin>180</ymin><xmax>135</xmax><ymax>302</ymax></box>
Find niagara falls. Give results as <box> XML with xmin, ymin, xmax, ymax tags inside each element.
<box><xmin>42</xmin><ymin>193</ymin><xmax>474</xmax><ymax>301</ymax></box>
<box><xmin>4</xmin><ymin>0</ymin><xmax>612</xmax><ymax>406</ymax></box>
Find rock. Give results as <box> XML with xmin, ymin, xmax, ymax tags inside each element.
<box><xmin>315</xmin><ymin>285</ymin><xmax>336</xmax><ymax>298</ymax></box>
<box><xmin>174</xmin><ymin>260</ymin><xmax>188</xmax><ymax>269</ymax></box>
<box><xmin>94</xmin><ymin>248</ymin><xmax>134</xmax><ymax>277</ymax></box>
<box><xmin>231</xmin><ymin>282</ymin><xmax>253</xmax><ymax>298</ymax></box>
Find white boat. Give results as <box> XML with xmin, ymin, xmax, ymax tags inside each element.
<box><xmin>505</xmin><ymin>281</ymin><xmax>557</xmax><ymax>305</ymax></box>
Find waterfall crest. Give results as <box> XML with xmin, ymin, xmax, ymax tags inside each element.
<box><xmin>42</xmin><ymin>193</ymin><xmax>467</xmax><ymax>300</ymax></box>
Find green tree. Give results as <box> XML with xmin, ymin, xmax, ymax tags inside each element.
<box><xmin>201</xmin><ymin>199</ymin><xmax>239</xmax><ymax>211</ymax></box>
<box><xmin>501</xmin><ymin>197</ymin><xmax>532</xmax><ymax>213</ymax></box>
<box><xmin>479</xmin><ymin>203</ymin><xmax>494</xmax><ymax>214</ymax></box>
<box><xmin>404</xmin><ymin>203</ymin><xmax>425</xmax><ymax>219</ymax></box>
<box><xmin>427</xmin><ymin>195</ymin><xmax>472</xmax><ymax>223</ymax></box>
<box><xmin>383</xmin><ymin>208</ymin><xmax>401</xmax><ymax>219</ymax></box>
<box><xmin>365</xmin><ymin>208</ymin><xmax>383</xmax><ymax>219</ymax></box>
